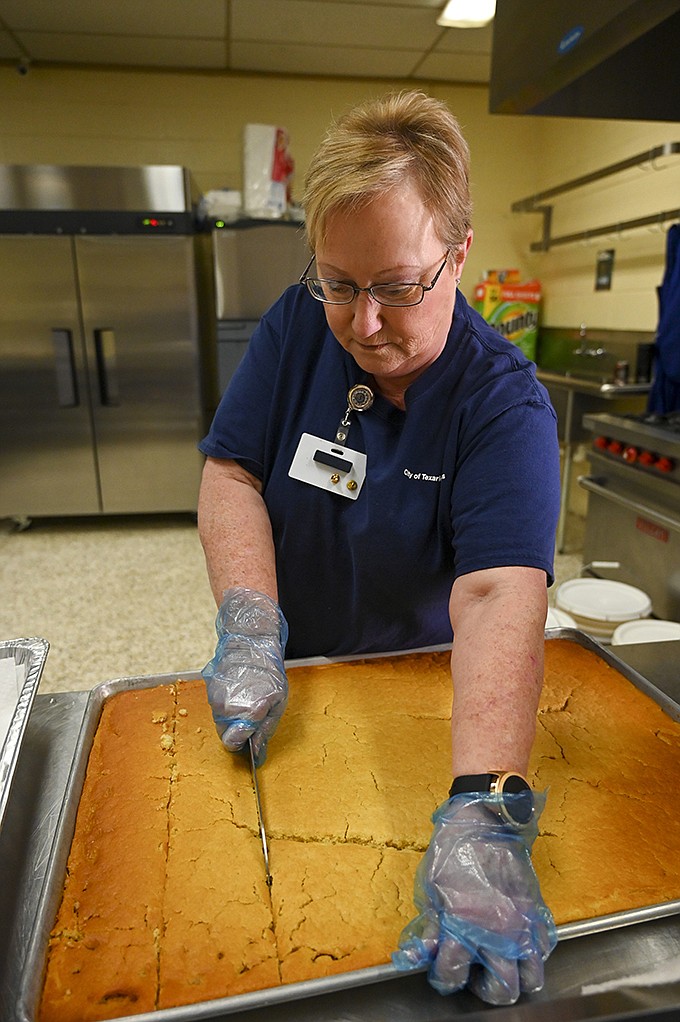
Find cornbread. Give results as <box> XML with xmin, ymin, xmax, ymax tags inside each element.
<box><xmin>38</xmin><ymin>685</ymin><xmax>176</xmax><ymax>1019</ymax></box>
<box><xmin>270</xmin><ymin>840</ymin><xmax>422</xmax><ymax>985</ymax></box>
<box><xmin>531</xmin><ymin>640</ymin><xmax>680</xmax><ymax>923</ymax></box>
<box><xmin>39</xmin><ymin>640</ymin><xmax>680</xmax><ymax>1020</ymax></box>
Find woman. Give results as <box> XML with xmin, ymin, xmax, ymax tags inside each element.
<box><xmin>198</xmin><ymin>90</ymin><xmax>560</xmax><ymax>1005</ymax></box>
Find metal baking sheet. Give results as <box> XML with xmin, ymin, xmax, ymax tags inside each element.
<box><xmin>544</xmin><ymin>626</ymin><xmax>680</xmax><ymax>723</ymax></box>
<box><xmin>17</xmin><ymin>635</ymin><xmax>680</xmax><ymax>1021</ymax></box>
<box><xmin>0</xmin><ymin>637</ymin><xmax>49</xmax><ymax>833</ymax></box>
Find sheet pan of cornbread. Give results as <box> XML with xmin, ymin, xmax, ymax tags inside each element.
<box><xmin>18</xmin><ymin>632</ymin><xmax>680</xmax><ymax>1022</ymax></box>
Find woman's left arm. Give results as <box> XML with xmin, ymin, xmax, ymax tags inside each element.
<box><xmin>392</xmin><ymin>565</ymin><xmax>556</xmax><ymax>1005</ymax></box>
<box><xmin>448</xmin><ymin>565</ymin><xmax>548</xmax><ymax>776</ymax></box>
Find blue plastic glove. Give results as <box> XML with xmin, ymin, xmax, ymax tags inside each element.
<box><xmin>202</xmin><ymin>587</ymin><xmax>289</xmax><ymax>765</ymax></box>
<box><xmin>393</xmin><ymin>791</ymin><xmax>557</xmax><ymax>1005</ymax></box>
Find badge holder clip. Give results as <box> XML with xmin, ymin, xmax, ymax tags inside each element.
<box><xmin>289</xmin><ymin>384</ymin><xmax>374</xmax><ymax>501</ymax></box>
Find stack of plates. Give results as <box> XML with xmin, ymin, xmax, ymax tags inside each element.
<box><xmin>612</xmin><ymin>619</ymin><xmax>680</xmax><ymax>645</ymax></box>
<box><xmin>555</xmin><ymin>578</ymin><xmax>652</xmax><ymax>642</ymax></box>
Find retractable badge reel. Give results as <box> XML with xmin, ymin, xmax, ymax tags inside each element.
<box><xmin>288</xmin><ymin>384</ymin><xmax>373</xmax><ymax>500</ymax></box>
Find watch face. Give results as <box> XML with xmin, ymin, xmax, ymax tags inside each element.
<box><xmin>497</xmin><ymin>774</ymin><xmax>534</xmax><ymax>826</ymax></box>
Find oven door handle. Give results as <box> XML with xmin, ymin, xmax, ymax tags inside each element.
<box><xmin>579</xmin><ymin>475</ymin><xmax>680</xmax><ymax>534</ymax></box>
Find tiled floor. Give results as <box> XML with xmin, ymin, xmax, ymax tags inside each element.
<box><xmin>1</xmin><ymin>514</ymin><xmax>216</xmax><ymax>694</ymax></box>
<box><xmin>1</xmin><ymin>513</ymin><xmax>584</xmax><ymax>695</ymax></box>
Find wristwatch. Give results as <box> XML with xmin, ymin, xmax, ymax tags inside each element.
<box><xmin>449</xmin><ymin>771</ymin><xmax>535</xmax><ymax>827</ymax></box>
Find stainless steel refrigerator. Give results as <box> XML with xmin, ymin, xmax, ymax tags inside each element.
<box><xmin>0</xmin><ymin>165</ymin><xmax>216</xmax><ymax>521</ymax></box>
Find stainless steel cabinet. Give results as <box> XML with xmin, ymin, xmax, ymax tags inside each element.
<box><xmin>0</xmin><ymin>234</ymin><xmax>207</xmax><ymax>518</ymax></box>
<box><xmin>213</xmin><ymin>222</ymin><xmax>308</xmax><ymax>320</ymax></box>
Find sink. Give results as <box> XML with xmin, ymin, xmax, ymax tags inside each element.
<box><xmin>536</xmin><ymin>368</ymin><xmax>632</xmax><ymax>396</ymax></box>
<box><xmin>562</xmin><ymin>367</ymin><xmax>614</xmax><ymax>384</ymax></box>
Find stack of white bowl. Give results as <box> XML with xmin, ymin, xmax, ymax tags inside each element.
<box><xmin>555</xmin><ymin>578</ymin><xmax>652</xmax><ymax>643</ymax></box>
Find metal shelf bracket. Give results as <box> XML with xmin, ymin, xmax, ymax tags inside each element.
<box><xmin>512</xmin><ymin>142</ymin><xmax>680</xmax><ymax>251</ymax></box>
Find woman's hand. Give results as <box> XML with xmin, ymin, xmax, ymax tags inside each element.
<box><xmin>393</xmin><ymin>791</ymin><xmax>557</xmax><ymax>1005</ymax></box>
<box><xmin>202</xmin><ymin>587</ymin><xmax>289</xmax><ymax>765</ymax></box>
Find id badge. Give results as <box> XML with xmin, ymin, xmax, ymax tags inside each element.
<box><xmin>289</xmin><ymin>433</ymin><xmax>367</xmax><ymax>500</ymax></box>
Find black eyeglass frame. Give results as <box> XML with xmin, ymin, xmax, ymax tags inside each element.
<box><xmin>299</xmin><ymin>251</ymin><xmax>451</xmax><ymax>307</ymax></box>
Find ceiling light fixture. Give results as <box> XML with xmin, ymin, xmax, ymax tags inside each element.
<box><xmin>437</xmin><ymin>0</ymin><xmax>496</xmax><ymax>28</ymax></box>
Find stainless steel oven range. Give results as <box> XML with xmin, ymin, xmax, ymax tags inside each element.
<box><xmin>579</xmin><ymin>411</ymin><xmax>680</xmax><ymax>621</ymax></box>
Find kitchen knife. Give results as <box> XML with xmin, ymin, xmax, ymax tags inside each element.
<box><xmin>248</xmin><ymin>737</ymin><xmax>273</xmax><ymax>887</ymax></box>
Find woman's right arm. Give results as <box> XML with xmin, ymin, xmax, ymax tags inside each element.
<box><xmin>198</xmin><ymin>457</ymin><xmax>287</xmax><ymax>764</ymax></box>
<box><xmin>197</xmin><ymin>456</ymin><xmax>279</xmax><ymax>606</ymax></box>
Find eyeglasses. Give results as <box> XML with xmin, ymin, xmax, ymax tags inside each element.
<box><xmin>299</xmin><ymin>251</ymin><xmax>450</xmax><ymax>307</ymax></box>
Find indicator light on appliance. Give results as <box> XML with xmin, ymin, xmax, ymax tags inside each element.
<box><xmin>215</xmin><ymin>219</ymin><xmax>225</xmax><ymax>229</ymax></box>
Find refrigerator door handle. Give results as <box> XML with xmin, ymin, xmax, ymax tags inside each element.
<box><xmin>51</xmin><ymin>328</ymin><xmax>79</xmax><ymax>407</ymax></box>
<box><xmin>93</xmin><ymin>328</ymin><xmax>120</xmax><ymax>406</ymax></box>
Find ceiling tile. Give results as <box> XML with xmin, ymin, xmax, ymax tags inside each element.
<box><xmin>232</xmin><ymin>0</ymin><xmax>442</xmax><ymax>50</ymax></box>
<box><xmin>18</xmin><ymin>32</ymin><xmax>228</xmax><ymax>70</ymax></box>
<box><xmin>230</xmin><ymin>39</ymin><xmax>419</xmax><ymax>78</ymax></box>
<box><xmin>414</xmin><ymin>49</ymin><xmax>490</xmax><ymax>81</ymax></box>
<box><xmin>309</xmin><ymin>0</ymin><xmax>442</xmax><ymax>5</ymax></box>
<box><xmin>0</xmin><ymin>29</ymin><xmax>21</xmax><ymax>59</ymax></box>
<box><xmin>0</xmin><ymin>0</ymin><xmax>226</xmax><ymax>37</ymax></box>
<box><xmin>434</xmin><ymin>23</ymin><xmax>493</xmax><ymax>53</ymax></box>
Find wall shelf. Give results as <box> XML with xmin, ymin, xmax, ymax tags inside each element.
<box><xmin>512</xmin><ymin>141</ymin><xmax>680</xmax><ymax>251</ymax></box>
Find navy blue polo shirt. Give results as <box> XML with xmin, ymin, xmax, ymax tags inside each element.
<box><xmin>200</xmin><ymin>287</ymin><xmax>560</xmax><ymax>659</ymax></box>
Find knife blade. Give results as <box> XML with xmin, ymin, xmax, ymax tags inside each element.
<box><xmin>248</xmin><ymin>737</ymin><xmax>273</xmax><ymax>887</ymax></box>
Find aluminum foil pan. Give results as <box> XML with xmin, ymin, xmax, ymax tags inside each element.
<box><xmin>0</xmin><ymin>637</ymin><xmax>50</xmax><ymax>832</ymax></box>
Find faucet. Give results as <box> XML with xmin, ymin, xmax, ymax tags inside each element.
<box><xmin>573</xmin><ymin>324</ymin><xmax>606</xmax><ymax>358</ymax></box>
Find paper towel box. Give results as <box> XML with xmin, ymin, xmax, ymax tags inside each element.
<box><xmin>474</xmin><ymin>270</ymin><xmax>541</xmax><ymax>361</ymax></box>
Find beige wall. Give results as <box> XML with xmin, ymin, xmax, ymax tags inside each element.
<box><xmin>1</xmin><ymin>65</ymin><xmax>678</xmax><ymax>333</ymax></box>
<box><xmin>528</xmin><ymin>117</ymin><xmax>680</xmax><ymax>332</ymax></box>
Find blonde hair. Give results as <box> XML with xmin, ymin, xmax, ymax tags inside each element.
<box><xmin>303</xmin><ymin>91</ymin><xmax>472</xmax><ymax>259</ymax></box>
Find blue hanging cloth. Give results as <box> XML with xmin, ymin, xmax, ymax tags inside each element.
<box><xmin>647</xmin><ymin>223</ymin><xmax>680</xmax><ymax>414</ymax></box>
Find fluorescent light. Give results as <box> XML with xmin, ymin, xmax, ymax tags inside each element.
<box><xmin>437</xmin><ymin>0</ymin><xmax>496</xmax><ymax>28</ymax></box>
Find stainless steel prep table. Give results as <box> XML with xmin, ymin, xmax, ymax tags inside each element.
<box><xmin>2</xmin><ymin>645</ymin><xmax>680</xmax><ymax>1022</ymax></box>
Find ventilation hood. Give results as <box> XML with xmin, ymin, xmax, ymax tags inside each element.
<box><xmin>489</xmin><ymin>0</ymin><xmax>680</xmax><ymax>121</ymax></box>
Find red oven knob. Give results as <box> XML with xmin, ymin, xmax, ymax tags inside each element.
<box><xmin>623</xmin><ymin>445</ymin><xmax>639</xmax><ymax>463</ymax></box>
<box><xmin>656</xmin><ymin>456</ymin><xmax>674</xmax><ymax>473</ymax></box>
<box><xmin>607</xmin><ymin>440</ymin><xmax>623</xmax><ymax>455</ymax></box>
<box><xmin>638</xmin><ymin>450</ymin><xmax>656</xmax><ymax>466</ymax></box>
<box><xmin>594</xmin><ymin>435</ymin><xmax>609</xmax><ymax>450</ymax></box>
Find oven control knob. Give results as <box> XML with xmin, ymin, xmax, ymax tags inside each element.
<box><xmin>607</xmin><ymin>440</ymin><xmax>623</xmax><ymax>455</ymax></box>
<box><xmin>623</xmin><ymin>445</ymin><xmax>639</xmax><ymax>463</ymax></box>
<box><xmin>656</xmin><ymin>456</ymin><xmax>674</xmax><ymax>473</ymax></box>
<box><xmin>594</xmin><ymin>435</ymin><xmax>609</xmax><ymax>450</ymax></box>
<box><xmin>638</xmin><ymin>450</ymin><xmax>656</xmax><ymax>466</ymax></box>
